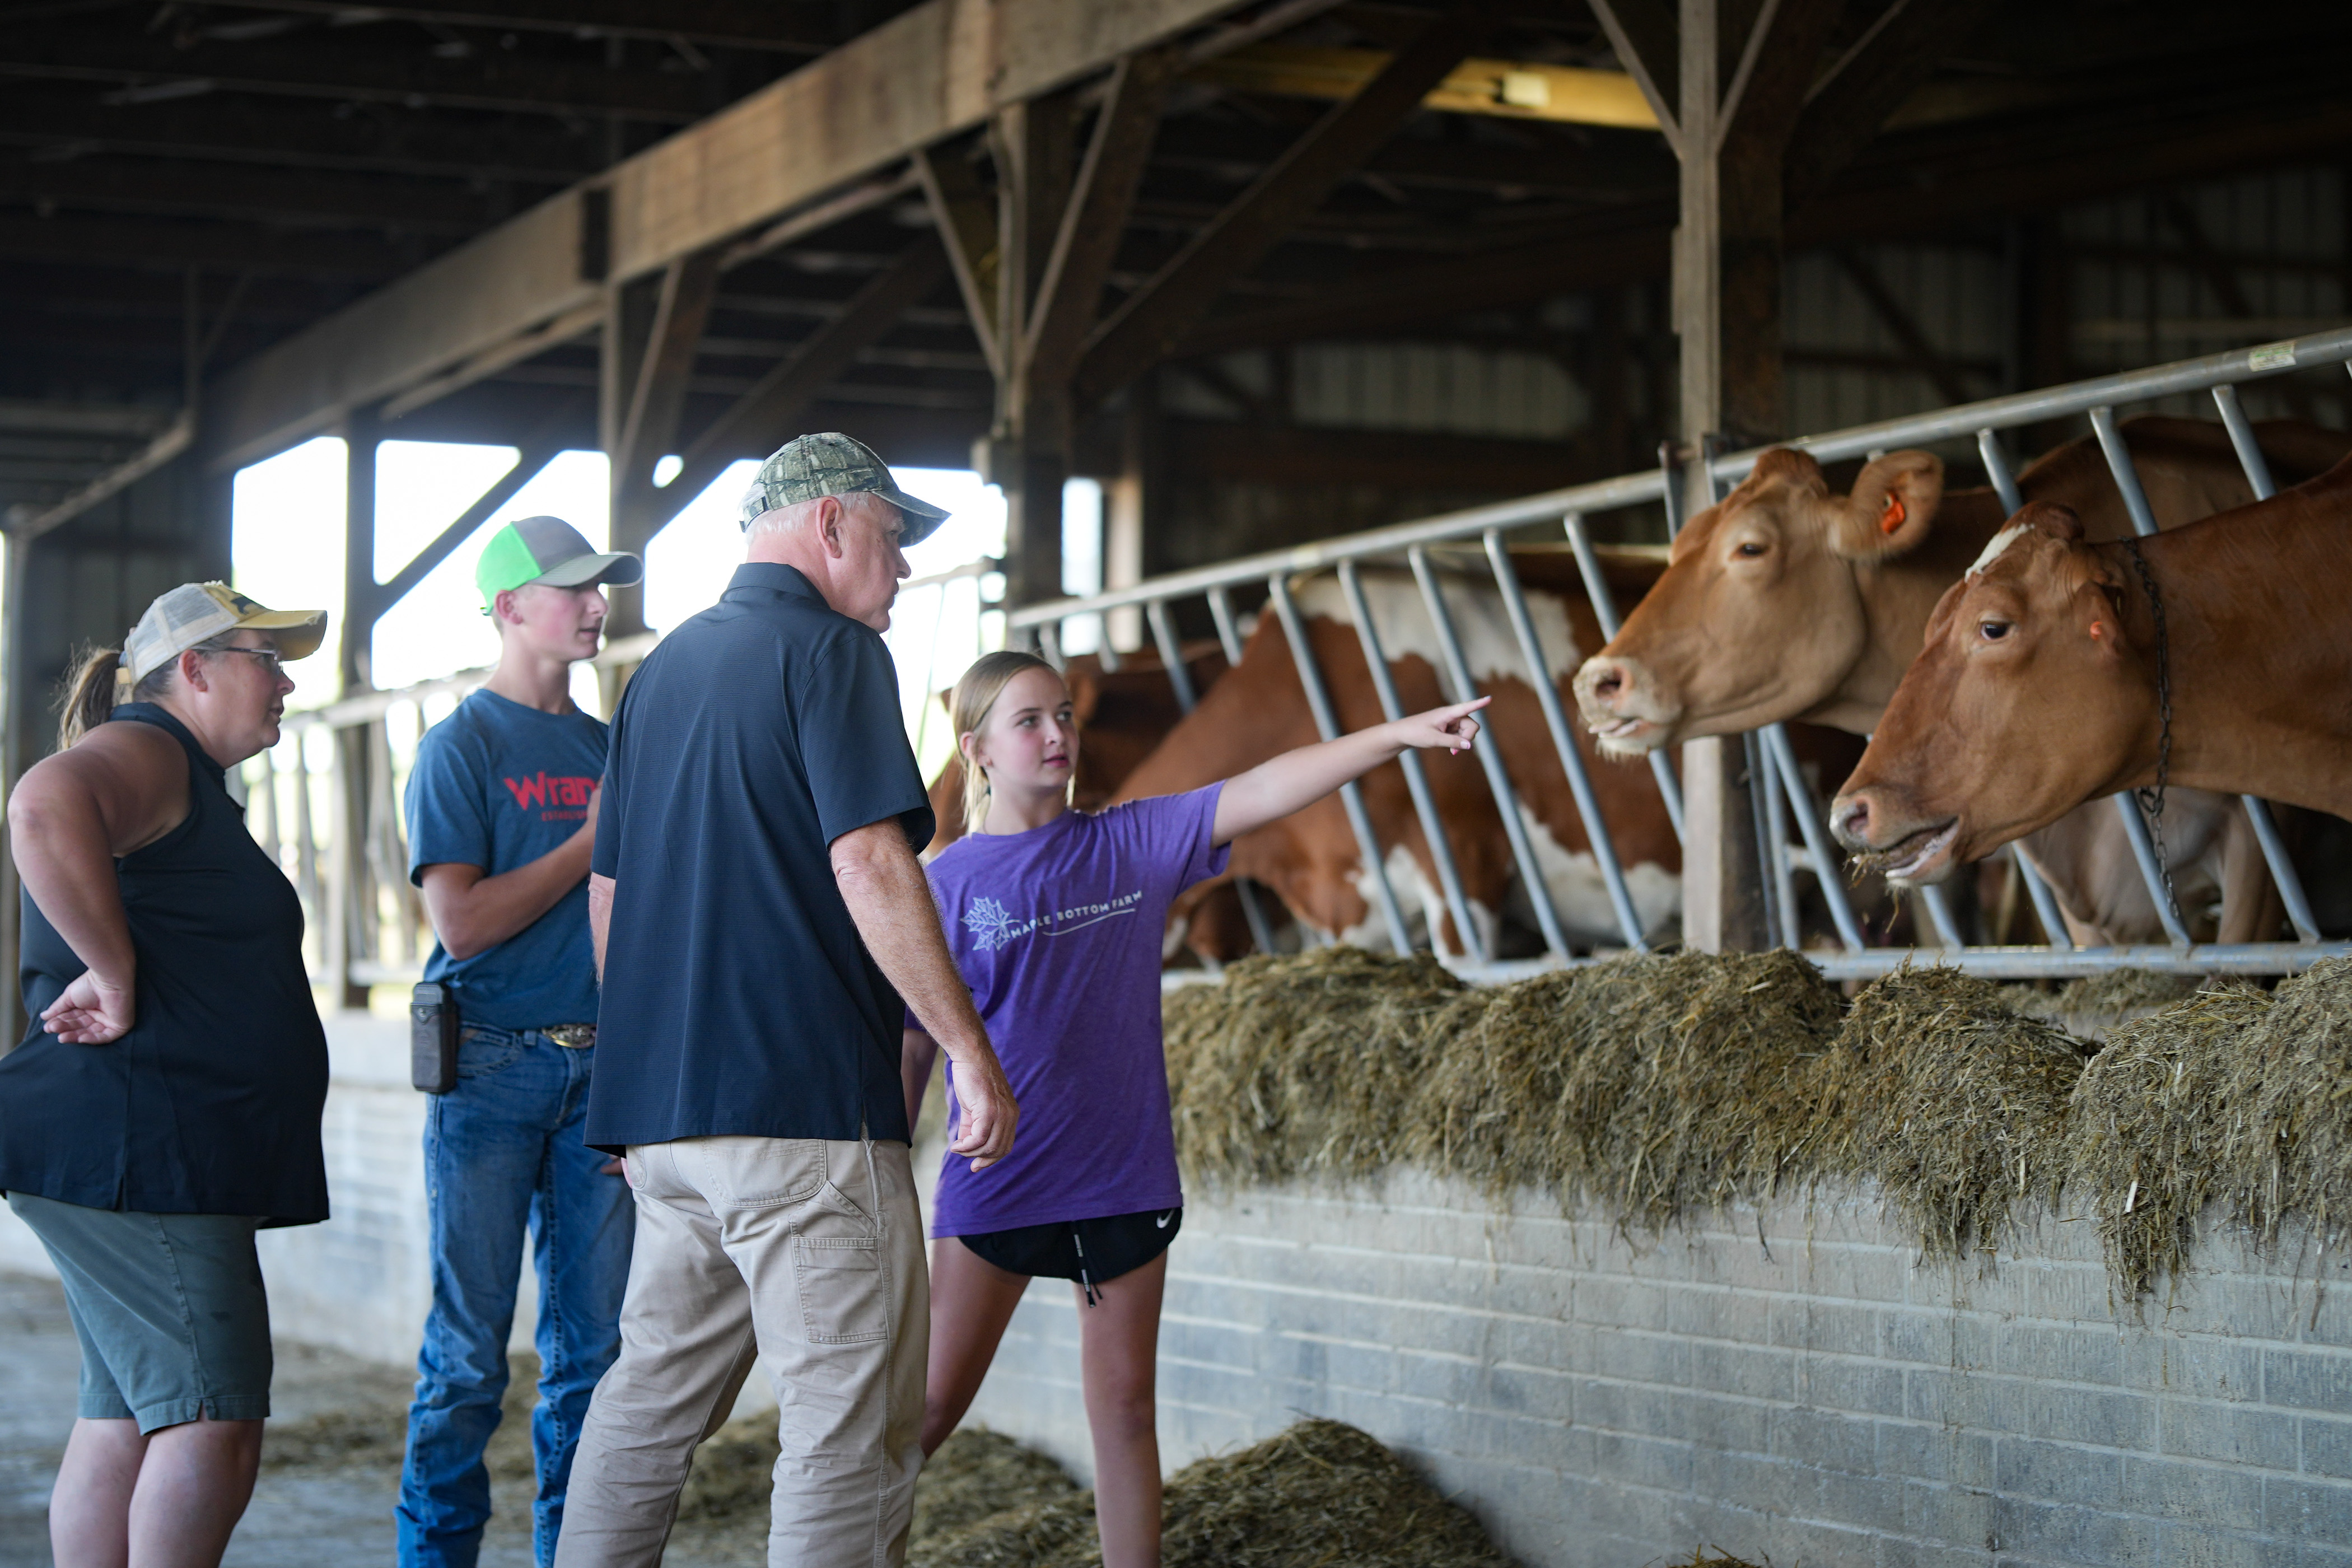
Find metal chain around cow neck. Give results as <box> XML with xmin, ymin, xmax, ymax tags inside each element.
<box><xmin>2118</xmin><ymin>535</ymin><xmax>2182</xmax><ymax>935</ymax></box>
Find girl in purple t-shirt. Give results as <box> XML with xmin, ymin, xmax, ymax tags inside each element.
<box><xmin>903</xmin><ymin>649</ymin><xmax>1485</xmax><ymax>1567</ymax></box>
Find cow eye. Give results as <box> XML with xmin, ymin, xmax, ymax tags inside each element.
<box><xmin>1733</xmin><ymin>542</ymin><xmax>1766</xmax><ymax>559</ymax></box>
<box><xmin>1979</xmin><ymin>620</ymin><xmax>2011</xmax><ymax>641</ymax></box>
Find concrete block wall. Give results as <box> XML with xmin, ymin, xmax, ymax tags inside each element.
<box><xmin>965</xmin><ymin>1172</ymin><xmax>2352</xmax><ymax>1568</ymax></box>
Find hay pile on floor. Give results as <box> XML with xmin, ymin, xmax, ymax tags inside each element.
<box><xmin>1802</xmin><ymin>967</ymin><xmax>2092</xmax><ymax>1260</ymax></box>
<box><xmin>2065</xmin><ymin>984</ymin><xmax>2272</xmax><ymax>1298</ymax></box>
<box><xmin>913</xmin><ymin>1427</ymin><xmax>1086</xmax><ymax>1541</ymax></box>
<box><xmin>679</xmin><ymin>1421</ymin><xmax>1085</xmax><ymax>1551</ymax></box>
<box><xmin>1410</xmin><ymin>950</ymin><xmax>1842</xmax><ymax>1233</ymax></box>
<box><xmin>914</xmin><ymin>1418</ymin><xmax>1513</xmax><ymax>1568</ymax></box>
<box><xmin>1164</xmin><ymin>946</ymin><xmax>1469</xmax><ymax>1186</ymax></box>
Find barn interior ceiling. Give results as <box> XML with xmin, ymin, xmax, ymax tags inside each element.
<box><xmin>3</xmin><ymin>0</ymin><xmax>2350</xmax><ymax>528</ymax></box>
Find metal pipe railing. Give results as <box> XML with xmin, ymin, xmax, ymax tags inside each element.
<box><xmin>1479</xmin><ymin>530</ymin><xmax>1646</xmax><ymax>950</ymax></box>
<box><xmin>1406</xmin><ymin>545</ymin><xmax>1570</xmax><ymax>958</ymax></box>
<box><xmin>1264</xmin><ymin>573</ymin><xmax>1414</xmax><ymax>955</ymax></box>
<box><xmin>1336</xmin><ymin>562</ymin><xmax>1490</xmax><ymax>963</ymax></box>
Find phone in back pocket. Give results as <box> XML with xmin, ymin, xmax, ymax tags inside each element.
<box><xmin>410</xmin><ymin>982</ymin><xmax>459</xmax><ymax>1094</ymax></box>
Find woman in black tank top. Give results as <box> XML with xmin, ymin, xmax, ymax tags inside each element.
<box><xmin>0</xmin><ymin>582</ymin><xmax>328</xmax><ymax>1568</ymax></box>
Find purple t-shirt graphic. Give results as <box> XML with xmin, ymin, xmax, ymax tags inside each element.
<box><xmin>920</xmin><ymin>785</ymin><xmax>1229</xmax><ymax>1237</ymax></box>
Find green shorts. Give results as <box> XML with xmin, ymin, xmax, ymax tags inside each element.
<box><xmin>7</xmin><ymin>1192</ymin><xmax>272</xmax><ymax>1432</ymax></box>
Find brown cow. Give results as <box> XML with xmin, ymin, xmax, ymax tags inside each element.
<box><xmin>1570</xmin><ymin>416</ymin><xmax>2352</xmax><ymax>944</ymax></box>
<box><xmin>1831</xmin><ymin>460</ymin><xmax>2352</xmax><ymax>886</ymax></box>
<box><xmin>1114</xmin><ymin>556</ymin><xmax>1689</xmax><ymax>959</ymax></box>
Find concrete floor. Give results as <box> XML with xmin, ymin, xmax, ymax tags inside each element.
<box><xmin>0</xmin><ymin>1272</ymin><xmax>763</xmax><ymax>1568</ymax></box>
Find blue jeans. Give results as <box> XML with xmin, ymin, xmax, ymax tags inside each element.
<box><xmin>399</xmin><ymin>1026</ymin><xmax>634</xmax><ymax>1568</ymax></box>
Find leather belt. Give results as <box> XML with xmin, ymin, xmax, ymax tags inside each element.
<box><xmin>543</xmin><ymin>1024</ymin><xmax>598</xmax><ymax>1049</ymax></box>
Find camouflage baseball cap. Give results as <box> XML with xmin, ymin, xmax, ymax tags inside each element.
<box><xmin>737</xmin><ymin>432</ymin><xmax>950</xmax><ymax>544</ymax></box>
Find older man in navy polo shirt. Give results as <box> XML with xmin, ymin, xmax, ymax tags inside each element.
<box><xmin>556</xmin><ymin>433</ymin><xmax>1015</xmax><ymax>1568</ymax></box>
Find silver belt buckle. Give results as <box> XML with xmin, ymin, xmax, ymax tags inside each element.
<box><xmin>544</xmin><ymin>1024</ymin><xmax>597</xmax><ymax>1049</ymax></box>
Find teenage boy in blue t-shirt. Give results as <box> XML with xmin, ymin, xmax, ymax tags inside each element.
<box><xmin>397</xmin><ymin>515</ymin><xmax>643</xmax><ymax>1568</ymax></box>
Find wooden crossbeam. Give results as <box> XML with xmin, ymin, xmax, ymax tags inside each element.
<box><xmin>365</xmin><ymin>411</ymin><xmax>581</xmax><ymax>619</ymax></box>
<box><xmin>655</xmin><ymin>234</ymin><xmax>951</xmax><ymax>539</ymax></box>
<box><xmin>1584</xmin><ymin>0</ymin><xmax>1681</xmax><ymax>153</ymax></box>
<box><xmin>1023</xmin><ymin>48</ymin><xmax>1180</xmax><ymax>390</ymax></box>
<box><xmin>610</xmin><ymin>248</ymin><xmax>725</xmax><ymax>529</ymax></box>
<box><xmin>201</xmin><ymin>0</ymin><xmax>1250</xmax><ymax>471</ymax></box>
<box><xmin>915</xmin><ymin>146</ymin><xmax>1005</xmax><ymax>381</ymax></box>
<box><xmin>1073</xmin><ymin>0</ymin><xmax>1495</xmax><ymax>410</ymax></box>
<box><xmin>1783</xmin><ymin>0</ymin><xmax>2004</xmax><ymax>208</ymax></box>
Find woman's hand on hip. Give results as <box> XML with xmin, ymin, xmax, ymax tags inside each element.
<box><xmin>43</xmin><ymin>970</ymin><xmax>134</xmax><ymax>1044</ymax></box>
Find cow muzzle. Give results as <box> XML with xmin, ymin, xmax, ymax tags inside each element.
<box><xmin>1830</xmin><ymin>790</ymin><xmax>1960</xmax><ymax>886</ymax></box>
<box><xmin>1571</xmin><ymin>654</ymin><xmax>1679</xmax><ymax>758</ymax></box>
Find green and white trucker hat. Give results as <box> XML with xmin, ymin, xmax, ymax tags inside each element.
<box><xmin>122</xmin><ymin>582</ymin><xmax>327</xmax><ymax>687</ymax></box>
<box><xmin>736</xmin><ymin>432</ymin><xmax>950</xmax><ymax>544</ymax></box>
<box><xmin>475</xmin><ymin>515</ymin><xmax>643</xmax><ymax>610</ymax></box>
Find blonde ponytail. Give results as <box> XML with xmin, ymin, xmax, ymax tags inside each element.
<box><xmin>950</xmin><ymin>649</ymin><xmax>1063</xmax><ymax>833</ymax></box>
<box><xmin>54</xmin><ymin>632</ymin><xmax>238</xmax><ymax>750</ymax></box>
<box><xmin>55</xmin><ymin>645</ymin><xmax>125</xmax><ymax>751</ymax></box>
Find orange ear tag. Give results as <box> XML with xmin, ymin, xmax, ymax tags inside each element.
<box><xmin>1879</xmin><ymin>496</ymin><xmax>1907</xmax><ymax>535</ymax></box>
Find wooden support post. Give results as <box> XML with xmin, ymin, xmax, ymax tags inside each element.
<box><xmin>929</xmin><ymin>50</ymin><xmax>1178</xmax><ymax>613</ymax></box>
<box><xmin>332</xmin><ymin>408</ymin><xmax>381</xmax><ymax>1008</ymax></box>
<box><xmin>603</xmin><ymin>249</ymin><xmax>722</xmax><ymax>644</ymax></box>
<box><xmin>1595</xmin><ymin>0</ymin><xmax>1842</xmax><ymax>952</ymax></box>
<box><xmin>991</xmin><ymin>90</ymin><xmax>1079</xmax><ymax>611</ymax></box>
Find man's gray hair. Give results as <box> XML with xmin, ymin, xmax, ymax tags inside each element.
<box><xmin>745</xmin><ymin>489</ymin><xmax>894</xmax><ymax>539</ymax></box>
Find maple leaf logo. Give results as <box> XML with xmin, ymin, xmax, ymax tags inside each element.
<box><xmin>964</xmin><ymin>897</ymin><xmax>1018</xmax><ymax>952</ymax></box>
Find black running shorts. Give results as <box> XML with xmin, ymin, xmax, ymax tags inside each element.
<box><xmin>955</xmin><ymin>1206</ymin><xmax>1182</xmax><ymax>1301</ymax></box>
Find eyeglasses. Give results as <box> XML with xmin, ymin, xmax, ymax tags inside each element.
<box><xmin>209</xmin><ymin>646</ymin><xmax>285</xmax><ymax>676</ymax></box>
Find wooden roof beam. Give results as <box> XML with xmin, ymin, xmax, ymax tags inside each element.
<box><xmin>1072</xmin><ymin>0</ymin><xmax>1496</xmax><ymax>409</ymax></box>
<box><xmin>202</xmin><ymin>0</ymin><xmax>1256</xmax><ymax>472</ymax></box>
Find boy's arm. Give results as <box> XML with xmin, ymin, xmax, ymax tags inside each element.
<box><xmin>1211</xmin><ymin>698</ymin><xmax>1488</xmax><ymax>846</ymax></box>
<box><xmin>418</xmin><ymin>785</ymin><xmax>600</xmax><ymax>961</ymax></box>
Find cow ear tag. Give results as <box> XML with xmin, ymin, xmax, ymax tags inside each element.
<box><xmin>1878</xmin><ymin>495</ymin><xmax>1907</xmax><ymax>535</ymax></box>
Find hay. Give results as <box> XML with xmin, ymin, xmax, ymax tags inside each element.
<box><xmin>1158</xmin><ymin>1418</ymin><xmax>1511</xmax><ymax>1568</ymax></box>
<box><xmin>921</xmin><ymin>1418</ymin><xmax>1514</xmax><ymax>1568</ymax></box>
<box><xmin>914</xmin><ymin>1427</ymin><xmax>1086</xmax><ymax>1542</ymax></box>
<box><xmin>1410</xmin><ymin>951</ymin><xmax>1842</xmax><ymax>1233</ymax></box>
<box><xmin>1810</xmin><ymin>967</ymin><xmax>2092</xmax><ymax>1261</ymax></box>
<box><xmin>2053</xmin><ymin>968</ymin><xmax>2203</xmax><ymax>1017</ymax></box>
<box><xmin>2234</xmin><ymin>958</ymin><xmax>2352</xmax><ymax>1249</ymax></box>
<box><xmin>1164</xmin><ymin>946</ymin><xmax>1469</xmax><ymax>1187</ymax></box>
<box><xmin>2065</xmin><ymin>984</ymin><xmax>2273</xmax><ymax>1298</ymax></box>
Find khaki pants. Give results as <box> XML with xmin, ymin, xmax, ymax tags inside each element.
<box><xmin>553</xmin><ymin>1135</ymin><xmax>927</xmax><ymax>1568</ymax></box>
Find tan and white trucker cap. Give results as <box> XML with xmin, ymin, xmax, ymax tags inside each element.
<box><xmin>122</xmin><ymin>582</ymin><xmax>328</xmax><ymax>687</ymax></box>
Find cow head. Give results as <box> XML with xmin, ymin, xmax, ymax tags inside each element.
<box><xmin>1830</xmin><ymin>502</ymin><xmax>2154</xmax><ymax>884</ymax></box>
<box><xmin>1571</xmin><ymin>446</ymin><xmax>1946</xmax><ymax>755</ymax></box>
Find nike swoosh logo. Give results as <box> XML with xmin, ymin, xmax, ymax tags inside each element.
<box><xmin>1155</xmin><ymin>1212</ymin><xmax>1174</xmax><ymax>1229</ymax></box>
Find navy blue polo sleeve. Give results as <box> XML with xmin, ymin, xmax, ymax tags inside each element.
<box><xmin>798</xmin><ymin>628</ymin><xmax>935</xmax><ymax>850</ymax></box>
<box><xmin>406</xmin><ymin>724</ymin><xmax>491</xmax><ymax>884</ymax></box>
<box><xmin>590</xmin><ymin>698</ymin><xmax>624</xmax><ymax>881</ymax></box>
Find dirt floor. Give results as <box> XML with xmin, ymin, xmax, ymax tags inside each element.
<box><xmin>0</xmin><ymin>1271</ymin><xmax>770</xmax><ymax>1567</ymax></box>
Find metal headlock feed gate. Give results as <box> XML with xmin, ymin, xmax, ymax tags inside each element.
<box><xmin>1009</xmin><ymin>327</ymin><xmax>2352</xmax><ymax>982</ymax></box>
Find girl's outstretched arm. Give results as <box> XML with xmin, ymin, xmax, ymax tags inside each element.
<box><xmin>1211</xmin><ymin>697</ymin><xmax>1489</xmax><ymax>847</ymax></box>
